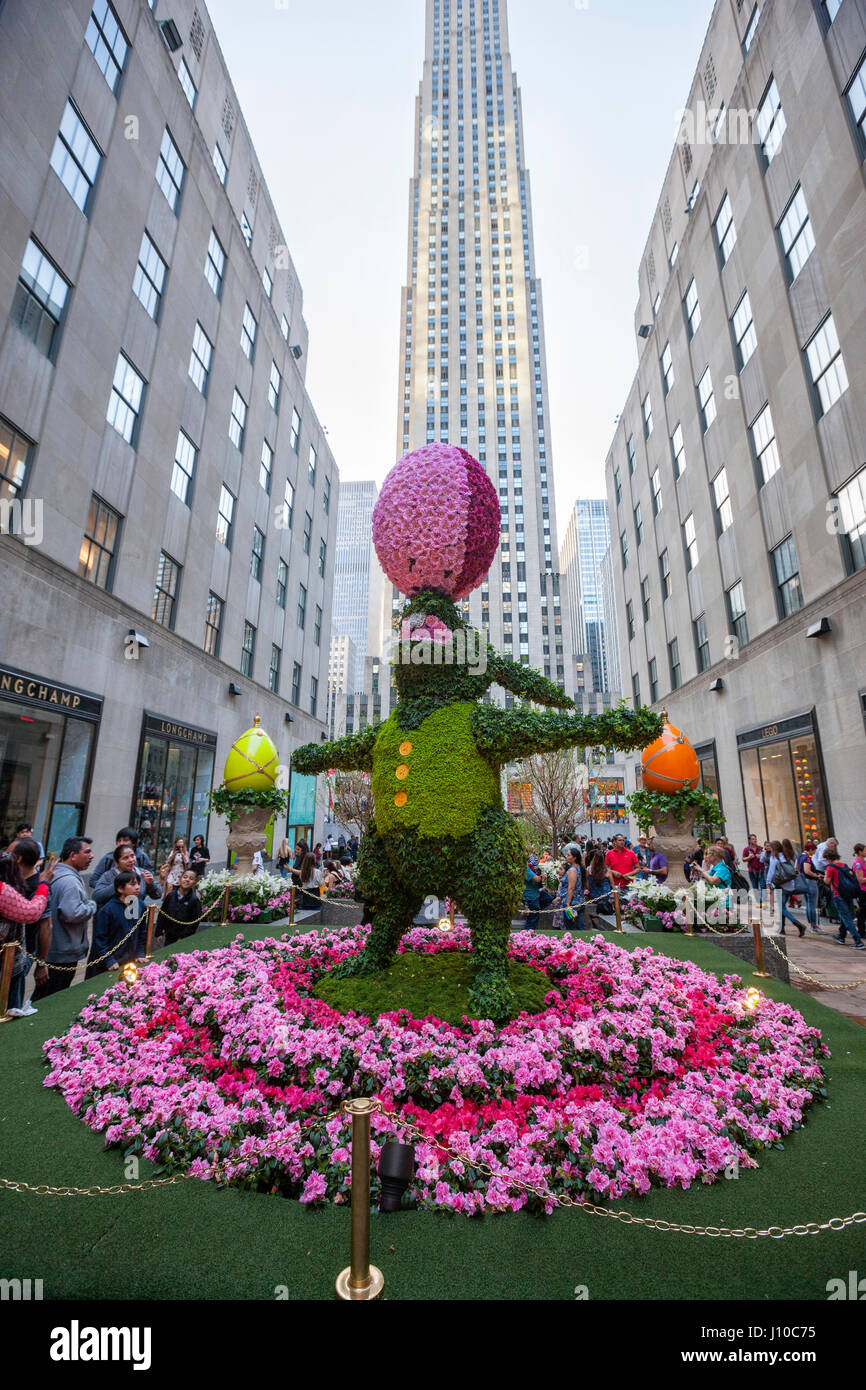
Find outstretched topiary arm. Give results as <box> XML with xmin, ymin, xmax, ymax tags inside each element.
<box><xmin>472</xmin><ymin>703</ymin><xmax>664</xmax><ymax>762</ymax></box>
<box><xmin>291</xmin><ymin>725</ymin><xmax>378</xmax><ymax>776</ymax></box>
<box><xmin>486</xmin><ymin>653</ymin><xmax>575</xmax><ymax>710</ymax></box>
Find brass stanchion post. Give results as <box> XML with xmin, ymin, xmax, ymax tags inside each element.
<box><xmin>143</xmin><ymin>903</ymin><xmax>157</xmax><ymax>960</ymax></box>
<box><xmin>613</xmin><ymin>886</ymin><xmax>624</xmax><ymax>933</ymax></box>
<box><xmin>752</xmin><ymin>913</ymin><xmax>771</xmax><ymax>979</ymax></box>
<box><xmin>220</xmin><ymin>883</ymin><xmax>231</xmax><ymax>925</ymax></box>
<box><xmin>289</xmin><ymin>885</ymin><xmax>296</xmax><ymax>926</ymax></box>
<box><xmin>0</xmin><ymin>942</ymin><xmax>16</xmax><ymax>1023</ymax></box>
<box><xmin>335</xmin><ymin>1098</ymin><xmax>384</xmax><ymax>1301</ymax></box>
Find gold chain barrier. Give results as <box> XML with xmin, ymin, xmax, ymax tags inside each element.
<box><xmin>766</xmin><ymin>934</ymin><xmax>866</xmax><ymax>992</ymax></box>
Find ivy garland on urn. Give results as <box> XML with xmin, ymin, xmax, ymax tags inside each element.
<box><xmin>292</xmin><ymin>445</ymin><xmax>664</xmax><ymax>1020</ymax></box>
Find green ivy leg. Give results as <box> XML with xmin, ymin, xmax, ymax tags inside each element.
<box><xmin>453</xmin><ymin>808</ymin><xmax>525</xmax><ymax>1021</ymax></box>
<box><xmin>332</xmin><ymin>827</ymin><xmax>424</xmax><ymax>978</ymax></box>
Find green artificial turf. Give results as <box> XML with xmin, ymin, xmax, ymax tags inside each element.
<box><xmin>1</xmin><ymin>922</ymin><xmax>865</xmax><ymax>1301</ymax></box>
<box><xmin>314</xmin><ymin>949</ymin><xmax>552</xmax><ymax>1024</ymax></box>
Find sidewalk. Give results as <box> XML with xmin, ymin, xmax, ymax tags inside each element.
<box><xmin>770</xmin><ymin>927</ymin><xmax>866</xmax><ymax>1023</ymax></box>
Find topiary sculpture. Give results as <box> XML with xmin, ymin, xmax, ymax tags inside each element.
<box><xmin>293</xmin><ymin>445</ymin><xmax>663</xmax><ymax>1018</ymax></box>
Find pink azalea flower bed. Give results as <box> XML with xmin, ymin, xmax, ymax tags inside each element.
<box><xmin>43</xmin><ymin>927</ymin><xmax>828</xmax><ymax>1215</ymax></box>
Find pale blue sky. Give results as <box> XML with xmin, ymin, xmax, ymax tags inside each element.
<box><xmin>205</xmin><ymin>0</ymin><xmax>715</xmax><ymax>547</ymax></box>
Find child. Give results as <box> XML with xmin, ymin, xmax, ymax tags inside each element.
<box><xmin>88</xmin><ymin>871</ymin><xmax>144</xmax><ymax>976</ymax></box>
<box><xmin>156</xmin><ymin>868</ymin><xmax>202</xmax><ymax>945</ymax></box>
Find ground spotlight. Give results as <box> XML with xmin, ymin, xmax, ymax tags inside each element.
<box><xmin>378</xmin><ymin>1139</ymin><xmax>415</xmax><ymax>1212</ymax></box>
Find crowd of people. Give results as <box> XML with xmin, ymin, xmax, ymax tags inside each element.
<box><xmin>520</xmin><ymin>830</ymin><xmax>866</xmax><ymax>946</ymax></box>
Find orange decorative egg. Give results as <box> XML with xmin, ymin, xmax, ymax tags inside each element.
<box><xmin>640</xmin><ymin>722</ymin><xmax>700</xmax><ymax>793</ymax></box>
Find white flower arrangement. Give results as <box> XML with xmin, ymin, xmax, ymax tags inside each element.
<box><xmin>200</xmin><ymin>869</ymin><xmax>285</xmax><ymax>905</ymax></box>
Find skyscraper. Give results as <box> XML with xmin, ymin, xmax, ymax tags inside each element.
<box><xmin>559</xmin><ymin>499</ymin><xmax>619</xmax><ymax>701</ymax></box>
<box><xmin>396</xmin><ymin>0</ymin><xmax>571</xmax><ymax>698</ymax></box>
<box><xmin>331</xmin><ymin>481</ymin><xmax>385</xmax><ymax>693</ymax></box>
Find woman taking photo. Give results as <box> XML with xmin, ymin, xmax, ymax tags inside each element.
<box><xmin>552</xmin><ymin>845</ymin><xmax>583</xmax><ymax>930</ymax></box>
<box><xmin>161</xmin><ymin>837</ymin><xmax>189</xmax><ymax>889</ymax></box>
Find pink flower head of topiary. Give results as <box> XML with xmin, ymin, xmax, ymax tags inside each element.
<box><xmin>372</xmin><ymin>444</ymin><xmax>501</xmax><ymax>599</ymax></box>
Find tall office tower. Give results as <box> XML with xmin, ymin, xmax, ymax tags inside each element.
<box><xmin>560</xmin><ymin>499</ymin><xmax>619</xmax><ymax>703</ymax></box>
<box><xmin>396</xmin><ymin>0</ymin><xmax>571</xmax><ymax>700</ymax></box>
<box><xmin>599</xmin><ymin>545</ymin><xmax>623</xmax><ymax>696</ymax></box>
<box><xmin>606</xmin><ymin>0</ymin><xmax>866</xmax><ymax>847</ymax></box>
<box><xmin>331</xmin><ymin>481</ymin><xmax>385</xmax><ymax>693</ymax></box>
<box><xmin>0</xmin><ymin>0</ymin><xmax>338</xmax><ymax>857</ymax></box>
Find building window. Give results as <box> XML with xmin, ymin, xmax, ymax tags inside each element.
<box><xmin>683</xmin><ymin>513</ymin><xmax>698</xmax><ymax>571</ymax></box>
<box><xmin>241</xmin><ymin>622</ymin><xmax>256</xmax><ymax>678</ymax></box>
<box><xmin>669</xmin><ymin>241</ymin><xmax>679</xmax><ymax>269</ymax></box>
<box><xmin>216</xmin><ymin>485</ymin><xmax>234</xmax><ymax>549</ymax></box>
<box><xmin>323</xmin><ymin>475</ymin><xmax>331</xmax><ymax>515</ymax></box>
<box><xmin>10</xmin><ymin>239</ymin><xmax>69</xmax><ymax>358</ymax></box>
<box><xmin>751</xmin><ymin>403</ymin><xmax>780</xmax><ymax>484</ymax></box>
<box><xmin>297</xmin><ymin>583</ymin><xmax>307</xmax><ymax>629</ymax></box>
<box><xmin>694</xmin><ymin>614</ymin><xmax>710</xmax><ymax>672</ymax></box>
<box><xmin>303</xmin><ymin>511</ymin><xmax>312</xmax><ymax>554</ymax></box>
<box><xmin>204</xmin><ymin>593</ymin><xmax>223</xmax><ymax>657</ymax></box>
<box><xmin>732</xmin><ymin>290</ymin><xmax>757</xmax><ymax>369</ymax></box>
<box><xmin>310</xmin><ymin>676</ymin><xmax>318</xmax><ymax>718</ymax></box>
<box><xmin>661</xmin><ymin>342</ymin><xmax>674</xmax><ymax>396</ymax></box>
<box><xmin>240</xmin><ymin>303</ymin><xmax>257</xmax><ymax>362</ymax></box>
<box><xmin>85</xmin><ymin>0</ymin><xmax>128</xmax><ymax>92</ymax></box>
<box><xmin>319</xmin><ymin>536</ymin><xmax>327</xmax><ymax>577</ymax></box>
<box><xmin>268</xmin><ymin>361</ymin><xmax>281</xmax><ymax>412</ymax></box>
<box><xmin>276</xmin><ymin>559</ymin><xmax>288</xmax><ymax>608</ymax></box>
<box><xmin>806</xmin><ymin>314</ymin><xmax>848</xmax><ymax>416</ymax></box>
<box><xmin>309</xmin><ymin>444</ymin><xmax>317</xmax><ymax>486</ymax></box>
<box><xmin>132</xmin><ymin>231</ymin><xmax>166</xmax><ymax>321</ymax></box>
<box><xmin>269</xmin><ymin>645</ymin><xmax>281</xmax><ymax>694</ymax></box>
<box><xmin>756</xmin><ymin>76</ymin><xmax>786</xmax><ymax>165</ymax></box>
<box><xmin>213</xmin><ymin>143</ymin><xmax>227</xmax><ymax>186</ymax></box>
<box><xmin>259</xmin><ymin>439</ymin><xmax>273</xmax><ymax>494</ymax></box>
<box><xmin>0</xmin><ymin>416</ymin><xmax>32</xmax><ymax>500</ymax></box>
<box><xmin>712</xmin><ymin>467</ymin><xmax>733</xmax><ymax>534</ymax></box>
<box><xmin>726</xmin><ymin>581</ymin><xmax>749</xmax><ymax>650</ymax></box>
<box><xmin>188</xmin><ymin>322</ymin><xmax>213</xmax><ymax>395</ymax></box>
<box><xmin>846</xmin><ymin>53</ymin><xmax>866</xmax><ymax>155</ymax></box>
<box><xmin>739</xmin><ymin>719</ymin><xmax>829</xmax><ymax>845</ymax></box>
<box><xmin>250</xmin><ymin>526</ymin><xmax>265</xmax><ymax>581</ymax></box>
<box><xmin>240</xmin><ymin>211</ymin><xmax>253</xmax><ymax>248</ymax></box>
<box><xmin>281</xmin><ymin>313</ymin><xmax>290</xmax><ymax>342</ymax></box>
<box><xmin>836</xmin><ymin>466</ymin><xmax>866</xmax><ymax>574</ymax></box>
<box><xmin>229</xmin><ymin>389</ymin><xmax>247</xmax><ymax>450</ymax></box>
<box><xmin>627</xmin><ymin>434</ymin><xmax>636</xmax><ymax>473</ymax></box>
<box><xmin>649</xmin><ymin>657</ymin><xmax>659</xmax><ymax>702</ymax></box>
<box><xmin>714</xmin><ymin>192</ymin><xmax>737</xmax><ymax>266</ymax></box>
<box><xmin>650</xmin><ymin>467</ymin><xmax>662</xmax><ymax>515</ymax></box>
<box><xmin>641</xmin><ymin>576</ymin><xmax>650</xmax><ymax>622</ymax></box>
<box><xmin>642</xmin><ymin>394</ymin><xmax>653</xmax><ymax>439</ymax></box>
<box><xmin>772</xmin><ymin>535</ymin><xmax>803</xmax><ymax>617</ymax></box>
<box><xmin>620</xmin><ymin>530</ymin><xmax>628</xmax><ymax>570</ymax></box>
<box><xmin>779</xmin><ymin>187</ymin><xmax>815</xmax><ymax>283</ymax></box>
<box><xmin>314</xmin><ymin>605</ymin><xmax>322</xmax><ymax>646</ymax></box>
<box><xmin>155</xmin><ymin>128</ymin><xmax>184</xmax><ymax>212</ymax></box>
<box><xmin>50</xmin><ymin>101</ymin><xmax>102</xmax><ymax>214</ymax></box>
<box><xmin>684</xmin><ymin>278</ymin><xmax>701</xmax><ymax>338</ymax></box>
<box><xmin>178</xmin><ymin>58</ymin><xmax>197</xmax><ymax>110</ymax></box>
<box><xmin>614</xmin><ymin>467</ymin><xmax>622</xmax><ymax>504</ymax></box>
<box><xmin>291</xmin><ymin>662</ymin><xmax>301</xmax><ymax>705</ymax></box>
<box><xmin>670</xmin><ymin>423</ymin><xmax>685</xmax><ymax>479</ymax></box>
<box><xmin>822</xmin><ymin>0</ymin><xmax>842</xmax><ymax>22</ymax></box>
<box><xmin>152</xmin><ymin>551</ymin><xmax>181</xmax><ymax>629</ymax></box>
<box><xmin>283</xmin><ymin>478</ymin><xmax>295</xmax><ymax>529</ymax></box>
<box><xmin>697</xmin><ymin>367</ymin><xmax>716</xmax><ymax>431</ymax></box>
<box><xmin>632</xmin><ymin>673</ymin><xmax>641</xmax><ymax>708</ymax></box>
<box><xmin>171</xmin><ymin>430</ymin><xmax>196</xmax><ymax>505</ymax></box>
<box><xmin>78</xmin><ymin>494</ymin><xmax>120</xmax><ymax>590</ymax></box>
<box><xmin>743</xmin><ymin>5</ymin><xmax>761</xmax><ymax>51</ymax></box>
<box><xmin>262</xmin><ymin>266</ymin><xmax>273</xmax><ymax>299</ymax></box>
<box><xmin>106</xmin><ymin>354</ymin><xmax>145</xmax><ymax>445</ymax></box>
<box><xmin>659</xmin><ymin>548</ymin><xmax>672</xmax><ymax>599</ymax></box>
<box><xmin>668</xmin><ymin>637</ymin><xmax>682</xmax><ymax>690</ymax></box>
<box><xmin>204</xmin><ymin>229</ymin><xmax>225</xmax><ymax>298</ymax></box>
<box><xmin>634</xmin><ymin>502</ymin><xmax>643</xmax><ymax>547</ymax></box>
<box><xmin>290</xmin><ymin>407</ymin><xmax>301</xmax><ymax>453</ymax></box>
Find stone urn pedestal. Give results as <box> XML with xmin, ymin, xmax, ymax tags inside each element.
<box><xmin>650</xmin><ymin>809</ymin><xmax>698</xmax><ymax>891</ymax></box>
<box><xmin>225</xmin><ymin>806</ymin><xmax>271</xmax><ymax>878</ymax></box>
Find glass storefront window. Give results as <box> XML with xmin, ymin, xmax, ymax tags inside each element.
<box><xmin>132</xmin><ymin>715</ymin><xmax>217</xmax><ymax>870</ymax></box>
<box><xmin>0</xmin><ymin>676</ymin><xmax>100</xmax><ymax>853</ymax></box>
<box><xmin>791</xmin><ymin>735</ymin><xmax>826</xmax><ymax>843</ymax></box>
<box><xmin>759</xmin><ymin>741</ymin><xmax>800</xmax><ymax>840</ymax></box>
<box><xmin>695</xmin><ymin>742</ymin><xmax>724</xmax><ymax>839</ymax></box>
<box><xmin>740</xmin><ymin>746</ymin><xmax>766</xmax><ymax>842</ymax></box>
<box><xmin>739</xmin><ymin>726</ymin><xmax>829</xmax><ymax>844</ymax></box>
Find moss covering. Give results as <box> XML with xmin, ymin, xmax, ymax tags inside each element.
<box><xmin>314</xmin><ymin>949</ymin><xmax>553</xmax><ymax>1026</ymax></box>
<box><xmin>372</xmin><ymin>702</ymin><xmax>500</xmax><ymax>838</ymax></box>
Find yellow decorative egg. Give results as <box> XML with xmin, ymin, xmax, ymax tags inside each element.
<box><xmin>223</xmin><ymin>716</ymin><xmax>279</xmax><ymax>791</ymax></box>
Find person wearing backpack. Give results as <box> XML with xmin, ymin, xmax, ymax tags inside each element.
<box><xmin>824</xmin><ymin>848</ymin><xmax>865</xmax><ymax>948</ymax></box>
<box><xmin>853</xmin><ymin>843</ymin><xmax>866</xmax><ymax>941</ymax></box>
<box><xmin>766</xmin><ymin>840</ymin><xmax>808</xmax><ymax>937</ymax></box>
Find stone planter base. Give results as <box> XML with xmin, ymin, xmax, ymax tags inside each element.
<box><xmin>225</xmin><ymin>806</ymin><xmax>271</xmax><ymax>879</ymax></box>
<box><xmin>304</xmin><ymin>902</ymin><xmax>367</xmax><ymax>927</ymax></box>
<box><xmin>651</xmin><ymin>809</ymin><xmax>698</xmax><ymax>892</ymax></box>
